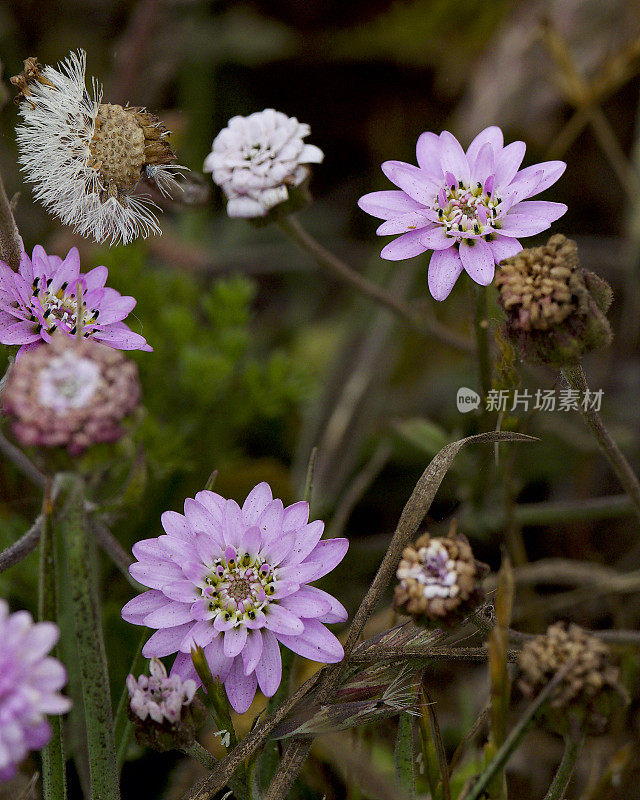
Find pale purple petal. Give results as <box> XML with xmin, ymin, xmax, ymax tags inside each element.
<box><xmin>204</xmin><ymin>636</ymin><xmax>233</xmax><ymax>681</ymax></box>
<box><xmin>471</xmin><ymin>142</ymin><xmax>495</xmax><ymax>186</ymax></box>
<box><xmin>301</xmin><ymin>538</ymin><xmax>349</xmax><ymax>579</ymax></box>
<box><xmin>194</xmin><ymin>490</ymin><xmax>226</xmax><ymax>526</ymax></box>
<box><xmin>275</xmin><ymin>619</ymin><xmax>344</xmax><ymax>663</ymax></box>
<box><xmin>466</xmin><ymin>126</ymin><xmax>504</xmax><ymax>166</ymax></box>
<box><xmin>242</xmin><ymin>481</ymin><xmax>273</xmax><ymax>525</ymax></box>
<box><xmin>224</xmin><ymin>626</ymin><xmax>248</xmax><ymax>658</ymax></box>
<box><xmin>381</xmin><ymin>161</ymin><xmax>439</xmax><ymax>205</ymax></box>
<box><xmin>95</xmin><ymin>295</ymin><xmax>137</xmax><ymax>325</ymax></box>
<box><xmin>499</xmin><ymin>214</ymin><xmax>556</xmax><ymax>237</ymax></box>
<box><xmin>223</xmin><ymin>500</ymin><xmax>244</xmax><ymax>547</ymax></box>
<box><xmin>279</xmin><ymin>587</ymin><xmax>332</xmax><ymax>619</ymax></box>
<box><xmin>494</xmin><ymin>141</ymin><xmax>526</xmax><ymax>189</ymax></box>
<box><xmin>122</xmin><ymin>590</ymin><xmax>170</xmax><ymax>624</ymax></box>
<box><xmin>257</xmin><ymin>499</ymin><xmax>284</xmax><ymax>541</ymax></box>
<box><xmin>357</xmin><ymin>190</ymin><xmax>424</xmax><ymax>220</ymax></box>
<box><xmin>380</xmin><ymin>229</ymin><xmax>429</xmax><ymax>260</ymax></box>
<box><xmin>144</xmin><ymin>600</ymin><xmax>194</xmax><ymax>628</ymax></box>
<box><xmin>439</xmin><ymin>131</ymin><xmax>470</xmax><ymax>185</ymax></box>
<box><xmin>265</xmin><ymin>604</ymin><xmax>304</xmax><ymax>635</ymax></box>
<box><xmin>415</xmin><ymin>131</ymin><xmax>442</xmax><ymax>177</ymax></box>
<box><xmin>376</xmin><ymin>210</ymin><xmax>437</xmax><ymax>236</ymax></box>
<box><xmin>459</xmin><ymin>238</ymin><xmax>495</xmax><ymax>285</ymax></box>
<box><xmin>241</xmin><ymin>629</ymin><xmax>263</xmax><ymax>675</ymax></box>
<box><xmin>129</xmin><ymin>561</ymin><xmax>184</xmax><ymax>590</ymax></box>
<box><xmin>507</xmin><ymin>200</ymin><xmax>567</xmax><ymax>224</ymax></box>
<box><xmin>224</xmin><ymin>657</ymin><xmax>257</xmax><ymax>713</ymax></box>
<box><xmin>280</xmin><ymin>520</ymin><xmax>324</xmax><ymax>566</ymax></box>
<box><xmin>487</xmin><ymin>236</ymin><xmax>523</xmax><ymax>263</ymax></box>
<box><xmin>427</xmin><ymin>246</ymin><xmax>464</xmax><ymax>301</ymax></box>
<box><xmin>282</xmin><ymin>501</ymin><xmax>309</xmax><ymax>533</ymax></box>
<box><xmin>255</xmin><ymin>629</ymin><xmax>282</xmax><ymax>697</ymax></box>
<box><xmin>92</xmin><ymin>324</ymin><xmax>150</xmax><ymax>351</ymax></box>
<box><xmin>509</xmin><ymin>160</ymin><xmax>566</xmax><ymax>199</ymax></box>
<box><xmin>161</xmin><ymin>511</ymin><xmax>192</xmax><ymax>540</ymax></box>
<box><xmin>142</xmin><ymin>623</ymin><xmax>195</xmax><ymax>658</ymax></box>
<box><xmin>420</xmin><ymin>226</ymin><xmax>456</xmax><ymax>251</ymax></box>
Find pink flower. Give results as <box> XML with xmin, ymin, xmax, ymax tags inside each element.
<box><xmin>122</xmin><ymin>483</ymin><xmax>348</xmax><ymax>714</ymax></box>
<box><xmin>0</xmin><ymin>245</ymin><xmax>151</xmax><ymax>357</ymax></box>
<box><xmin>0</xmin><ymin>600</ymin><xmax>71</xmax><ymax>782</ymax></box>
<box><xmin>358</xmin><ymin>126</ymin><xmax>567</xmax><ymax>301</ymax></box>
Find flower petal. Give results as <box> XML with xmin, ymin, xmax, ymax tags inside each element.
<box><xmin>281</xmin><ymin>520</ymin><xmax>324</xmax><ymax>566</ymax></box>
<box><xmin>224</xmin><ymin>625</ymin><xmax>248</xmax><ymax>658</ymax></box>
<box><xmin>264</xmin><ymin>604</ymin><xmax>304</xmax><ymax>635</ymax></box>
<box><xmin>282</xmin><ymin>501</ymin><xmax>309</xmax><ymax>533</ymax></box>
<box><xmin>439</xmin><ymin>131</ymin><xmax>470</xmax><ymax>185</ymax></box>
<box><xmin>241</xmin><ymin>629</ymin><xmax>263</xmax><ymax>675</ymax></box>
<box><xmin>459</xmin><ymin>238</ymin><xmax>495</xmax><ymax>285</ymax></box>
<box><xmin>224</xmin><ymin>656</ymin><xmax>257</xmax><ymax>713</ymax></box>
<box><xmin>415</xmin><ymin>131</ymin><xmax>442</xmax><ymax>177</ymax></box>
<box><xmin>255</xmin><ymin>629</ymin><xmax>282</xmax><ymax>697</ymax></box>
<box><xmin>427</xmin><ymin>246</ymin><xmax>464</xmax><ymax>301</ymax></box>
<box><xmin>466</xmin><ymin>126</ymin><xmax>504</xmax><ymax>166</ymax></box>
<box><xmin>275</xmin><ymin>618</ymin><xmax>344</xmax><ymax>663</ymax></box>
<box><xmin>142</xmin><ymin>623</ymin><xmax>194</xmax><ymax>658</ymax></box>
<box><xmin>381</xmin><ymin>161</ymin><xmax>438</xmax><ymax>205</ymax></box>
<box><xmin>242</xmin><ymin>482</ymin><xmax>273</xmax><ymax>525</ymax></box>
<box><xmin>358</xmin><ymin>190</ymin><xmax>424</xmax><ymax>220</ymax></box>
<box><xmin>144</xmin><ymin>601</ymin><xmax>194</xmax><ymax>629</ymax></box>
<box><xmin>487</xmin><ymin>235</ymin><xmax>523</xmax><ymax>263</ymax></box>
<box><xmin>380</xmin><ymin>229</ymin><xmax>429</xmax><ymax>261</ymax></box>
<box><xmin>494</xmin><ymin>141</ymin><xmax>526</xmax><ymax>190</ymax></box>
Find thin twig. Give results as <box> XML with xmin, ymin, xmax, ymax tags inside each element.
<box><xmin>0</xmin><ymin>516</ymin><xmax>43</xmax><ymax>572</ymax></box>
<box><xmin>348</xmin><ymin>645</ymin><xmax>520</xmax><ymax>663</ymax></box>
<box><xmin>92</xmin><ymin>521</ymin><xmax>142</xmax><ymax>591</ymax></box>
<box><xmin>278</xmin><ymin>215</ymin><xmax>473</xmax><ymax>352</ymax></box>
<box><xmin>543</xmin><ymin>732</ymin><xmax>584</xmax><ymax>800</ymax></box>
<box><xmin>562</xmin><ymin>364</ymin><xmax>640</xmax><ymax>525</ymax></box>
<box><xmin>0</xmin><ymin>428</ymin><xmax>47</xmax><ymax>488</ymax></box>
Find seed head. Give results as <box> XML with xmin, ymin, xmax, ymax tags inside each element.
<box><xmin>12</xmin><ymin>51</ymin><xmax>185</xmax><ymax>245</ymax></box>
<box><xmin>517</xmin><ymin>622</ymin><xmax>627</xmax><ymax>735</ymax></box>
<box><xmin>394</xmin><ymin>523</ymin><xmax>487</xmax><ymax>627</ymax></box>
<box><xmin>496</xmin><ymin>234</ymin><xmax>613</xmax><ymax>367</ymax></box>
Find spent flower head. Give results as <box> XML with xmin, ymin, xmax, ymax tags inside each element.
<box><xmin>12</xmin><ymin>51</ymin><xmax>185</xmax><ymax>245</ymax></box>
<box><xmin>0</xmin><ymin>244</ymin><xmax>151</xmax><ymax>357</ymax></box>
<box><xmin>204</xmin><ymin>109</ymin><xmax>324</xmax><ymax>218</ymax></box>
<box><xmin>518</xmin><ymin>622</ymin><xmax>627</xmax><ymax>736</ymax></box>
<box><xmin>496</xmin><ymin>234</ymin><xmax>613</xmax><ymax>367</ymax></box>
<box><xmin>122</xmin><ymin>482</ymin><xmax>348</xmax><ymax>713</ymax></box>
<box><xmin>126</xmin><ymin>658</ymin><xmax>204</xmax><ymax>751</ymax></box>
<box><xmin>0</xmin><ymin>600</ymin><xmax>71</xmax><ymax>782</ymax></box>
<box><xmin>358</xmin><ymin>126</ymin><xmax>567</xmax><ymax>300</ymax></box>
<box><xmin>394</xmin><ymin>524</ymin><xmax>486</xmax><ymax>627</ymax></box>
<box><xmin>2</xmin><ymin>334</ymin><xmax>141</xmax><ymax>455</ymax></box>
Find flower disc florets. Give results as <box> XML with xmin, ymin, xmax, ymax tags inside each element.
<box><xmin>2</xmin><ymin>334</ymin><xmax>141</xmax><ymax>455</ymax></box>
<box><xmin>358</xmin><ymin>126</ymin><xmax>567</xmax><ymax>300</ymax></box>
<box><xmin>12</xmin><ymin>51</ymin><xmax>185</xmax><ymax>245</ymax></box>
<box><xmin>394</xmin><ymin>527</ymin><xmax>486</xmax><ymax>626</ymax></box>
<box><xmin>496</xmin><ymin>234</ymin><xmax>613</xmax><ymax>367</ymax></box>
<box><xmin>122</xmin><ymin>482</ymin><xmax>348</xmax><ymax>713</ymax></box>
<box><xmin>0</xmin><ymin>601</ymin><xmax>71</xmax><ymax>782</ymax></box>
<box><xmin>518</xmin><ymin>622</ymin><xmax>626</xmax><ymax>735</ymax></box>
<box><xmin>204</xmin><ymin>109</ymin><xmax>324</xmax><ymax>218</ymax></box>
<box><xmin>0</xmin><ymin>245</ymin><xmax>151</xmax><ymax>357</ymax></box>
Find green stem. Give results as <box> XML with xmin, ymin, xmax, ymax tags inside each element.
<box><xmin>463</xmin><ymin>661</ymin><xmax>573</xmax><ymax>800</ymax></box>
<box><xmin>59</xmin><ymin>474</ymin><xmax>120</xmax><ymax>800</ymax></box>
<box><xmin>114</xmin><ymin>627</ymin><xmax>149</xmax><ymax>772</ymax></box>
<box><xmin>277</xmin><ymin>215</ymin><xmax>473</xmax><ymax>352</ymax></box>
<box><xmin>39</xmin><ymin>481</ymin><xmax>67</xmax><ymax>800</ymax></box>
<box><xmin>474</xmin><ymin>285</ymin><xmax>492</xmax><ymax>401</ymax></box>
<box><xmin>543</xmin><ymin>734</ymin><xmax>584</xmax><ymax>800</ymax></box>
<box><xmin>183</xmin><ymin>741</ymin><xmax>218</xmax><ymax>770</ymax></box>
<box><xmin>562</xmin><ymin>364</ymin><xmax>640</xmax><ymax>525</ymax></box>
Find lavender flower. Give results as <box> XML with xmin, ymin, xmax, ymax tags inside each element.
<box><xmin>358</xmin><ymin>126</ymin><xmax>567</xmax><ymax>300</ymax></box>
<box><xmin>127</xmin><ymin>658</ymin><xmax>197</xmax><ymax>724</ymax></box>
<box><xmin>122</xmin><ymin>482</ymin><xmax>348</xmax><ymax>713</ymax></box>
<box><xmin>12</xmin><ymin>51</ymin><xmax>185</xmax><ymax>245</ymax></box>
<box><xmin>2</xmin><ymin>334</ymin><xmax>141</xmax><ymax>454</ymax></box>
<box><xmin>203</xmin><ymin>109</ymin><xmax>324</xmax><ymax>218</ymax></box>
<box><xmin>0</xmin><ymin>600</ymin><xmax>71</xmax><ymax>782</ymax></box>
<box><xmin>0</xmin><ymin>245</ymin><xmax>151</xmax><ymax>357</ymax></box>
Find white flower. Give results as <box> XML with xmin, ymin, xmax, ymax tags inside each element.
<box><xmin>13</xmin><ymin>51</ymin><xmax>185</xmax><ymax>245</ymax></box>
<box><xmin>204</xmin><ymin>108</ymin><xmax>324</xmax><ymax>218</ymax></box>
<box><xmin>126</xmin><ymin>658</ymin><xmax>197</xmax><ymax>725</ymax></box>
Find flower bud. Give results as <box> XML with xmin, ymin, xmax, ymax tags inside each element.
<box><xmin>126</xmin><ymin>659</ymin><xmax>204</xmax><ymax>752</ymax></box>
<box><xmin>517</xmin><ymin>622</ymin><xmax>627</xmax><ymax>736</ymax></box>
<box><xmin>2</xmin><ymin>334</ymin><xmax>140</xmax><ymax>455</ymax></box>
<box><xmin>393</xmin><ymin>523</ymin><xmax>487</xmax><ymax>627</ymax></box>
<box><xmin>495</xmin><ymin>234</ymin><xmax>613</xmax><ymax>367</ymax></box>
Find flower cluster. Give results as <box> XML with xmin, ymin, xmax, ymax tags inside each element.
<box><xmin>358</xmin><ymin>126</ymin><xmax>567</xmax><ymax>300</ymax></box>
<box><xmin>0</xmin><ymin>601</ymin><xmax>71</xmax><ymax>781</ymax></box>
<box><xmin>12</xmin><ymin>51</ymin><xmax>184</xmax><ymax>245</ymax></box>
<box><xmin>0</xmin><ymin>245</ymin><xmax>151</xmax><ymax>357</ymax></box>
<box><xmin>128</xmin><ymin>658</ymin><xmax>197</xmax><ymax>725</ymax></box>
<box><xmin>122</xmin><ymin>482</ymin><xmax>348</xmax><ymax>713</ymax></box>
<box><xmin>518</xmin><ymin>622</ymin><xmax>626</xmax><ymax>735</ymax></box>
<box><xmin>204</xmin><ymin>109</ymin><xmax>324</xmax><ymax>218</ymax></box>
<box><xmin>2</xmin><ymin>334</ymin><xmax>140</xmax><ymax>454</ymax></box>
<box><xmin>394</xmin><ymin>526</ymin><xmax>486</xmax><ymax>626</ymax></box>
<box><xmin>496</xmin><ymin>234</ymin><xmax>613</xmax><ymax>367</ymax></box>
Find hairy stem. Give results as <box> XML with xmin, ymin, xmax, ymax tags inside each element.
<box><xmin>278</xmin><ymin>215</ymin><xmax>472</xmax><ymax>352</ymax></box>
<box><xmin>59</xmin><ymin>474</ymin><xmax>120</xmax><ymax>800</ymax></box>
<box><xmin>39</xmin><ymin>482</ymin><xmax>67</xmax><ymax>800</ymax></box>
<box><xmin>474</xmin><ymin>285</ymin><xmax>492</xmax><ymax>400</ymax></box>
<box><xmin>562</xmin><ymin>364</ymin><xmax>640</xmax><ymax>525</ymax></box>
<box><xmin>0</xmin><ymin>516</ymin><xmax>42</xmax><ymax>572</ymax></box>
<box><xmin>543</xmin><ymin>733</ymin><xmax>584</xmax><ymax>800</ymax></box>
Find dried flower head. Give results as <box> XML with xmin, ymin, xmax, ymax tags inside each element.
<box><xmin>0</xmin><ymin>600</ymin><xmax>71</xmax><ymax>782</ymax></box>
<box><xmin>12</xmin><ymin>51</ymin><xmax>185</xmax><ymax>245</ymax></box>
<box><xmin>394</xmin><ymin>524</ymin><xmax>486</xmax><ymax>626</ymax></box>
<box><xmin>122</xmin><ymin>482</ymin><xmax>348</xmax><ymax>713</ymax></box>
<box><xmin>358</xmin><ymin>126</ymin><xmax>567</xmax><ymax>300</ymax></box>
<box><xmin>126</xmin><ymin>658</ymin><xmax>203</xmax><ymax>751</ymax></box>
<box><xmin>518</xmin><ymin>622</ymin><xmax>626</xmax><ymax>735</ymax></box>
<box><xmin>496</xmin><ymin>234</ymin><xmax>613</xmax><ymax>367</ymax></box>
<box><xmin>0</xmin><ymin>245</ymin><xmax>151</xmax><ymax>357</ymax></box>
<box><xmin>2</xmin><ymin>334</ymin><xmax>140</xmax><ymax>455</ymax></box>
<box><xmin>204</xmin><ymin>109</ymin><xmax>324</xmax><ymax>218</ymax></box>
